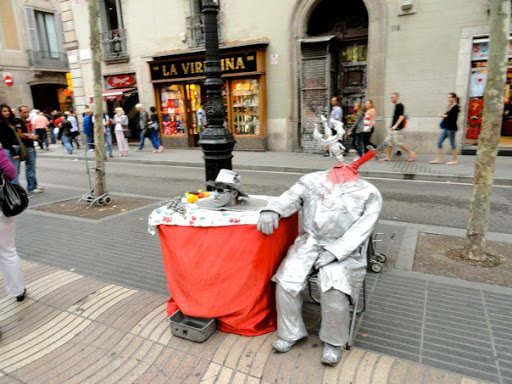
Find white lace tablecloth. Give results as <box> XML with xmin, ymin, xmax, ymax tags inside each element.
<box><xmin>148</xmin><ymin>195</ymin><xmax>272</xmax><ymax>234</ymax></box>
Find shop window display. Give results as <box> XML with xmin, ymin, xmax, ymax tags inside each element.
<box><xmin>232</xmin><ymin>79</ymin><xmax>260</xmax><ymax>135</ymax></box>
<box><xmin>465</xmin><ymin>40</ymin><xmax>512</xmax><ymax>146</ymax></box>
<box><xmin>160</xmin><ymin>85</ymin><xmax>186</xmax><ymax>136</ymax></box>
<box><xmin>186</xmin><ymin>84</ymin><xmax>202</xmax><ymax>135</ymax></box>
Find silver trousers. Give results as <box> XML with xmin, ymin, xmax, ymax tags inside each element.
<box><xmin>276</xmin><ymin>284</ymin><xmax>350</xmax><ymax>347</ymax></box>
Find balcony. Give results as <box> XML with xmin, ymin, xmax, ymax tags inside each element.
<box><xmin>27</xmin><ymin>50</ymin><xmax>68</xmax><ymax>70</ymax></box>
<box><xmin>100</xmin><ymin>29</ymin><xmax>128</xmax><ymax>62</ymax></box>
<box><xmin>186</xmin><ymin>13</ymin><xmax>223</xmax><ymax>49</ymax></box>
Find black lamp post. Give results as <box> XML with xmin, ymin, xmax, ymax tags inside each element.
<box><xmin>199</xmin><ymin>0</ymin><xmax>235</xmax><ymax>183</ymax></box>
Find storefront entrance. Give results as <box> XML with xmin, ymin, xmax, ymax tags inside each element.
<box><xmin>299</xmin><ymin>0</ymin><xmax>369</xmax><ymax>151</ymax></box>
<box><xmin>150</xmin><ymin>44</ymin><xmax>268</xmax><ymax>150</ymax></box>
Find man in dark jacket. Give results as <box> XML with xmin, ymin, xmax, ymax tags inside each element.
<box><xmin>59</xmin><ymin>112</ymin><xmax>74</xmax><ymax>154</ymax></box>
<box><xmin>14</xmin><ymin>105</ymin><xmax>43</xmax><ymax>194</ymax></box>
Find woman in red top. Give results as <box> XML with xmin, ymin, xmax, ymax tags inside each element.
<box><xmin>362</xmin><ymin>100</ymin><xmax>376</xmax><ymax>154</ymax></box>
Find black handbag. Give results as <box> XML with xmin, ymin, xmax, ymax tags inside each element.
<box><xmin>123</xmin><ymin>129</ymin><xmax>131</xmax><ymax>139</ymax></box>
<box><xmin>0</xmin><ymin>173</ymin><xmax>29</xmax><ymax>217</ymax></box>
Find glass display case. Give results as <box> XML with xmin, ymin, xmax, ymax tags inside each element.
<box><xmin>160</xmin><ymin>85</ymin><xmax>186</xmax><ymax>136</ymax></box>
<box><xmin>231</xmin><ymin>78</ymin><xmax>260</xmax><ymax>136</ymax></box>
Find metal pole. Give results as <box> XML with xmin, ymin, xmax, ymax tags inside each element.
<box><xmin>199</xmin><ymin>0</ymin><xmax>235</xmax><ymax>183</ymax></box>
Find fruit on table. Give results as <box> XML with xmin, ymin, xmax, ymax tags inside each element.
<box><xmin>184</xmin><ymin>189</ymin><xmax>210</xmax><ymax>203</ymax></box>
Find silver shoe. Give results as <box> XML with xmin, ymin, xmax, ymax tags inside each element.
<box><xmin>321</xmin><ymin>343</ymin><xmax>342</xmax><ymax>366</ymax></box>
<box><xmin>272</xmin><ymin>338</ymin><xmax>297</xmax><ymax>353</ymax></box>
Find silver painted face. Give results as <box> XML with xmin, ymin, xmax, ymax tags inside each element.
<box><xmin>212</xmin><ymin>187</ymin><xmax>237</xmax><ymax>208</ymax></box>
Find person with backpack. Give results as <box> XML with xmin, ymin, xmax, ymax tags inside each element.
<box><xmin>148</xmin><ymin>106</ymin><xmax>163</xmax><ymax>153</ymax></box>
<box><xmin>383</xmin><ymin>92</ymin><xmax>416</xmax><ymax>162</ymax></box>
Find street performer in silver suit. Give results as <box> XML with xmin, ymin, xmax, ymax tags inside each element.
<box><xmin>257</xmin><ymin>140</ymin><xmax>384</xmax><ymax>366</ymax></box>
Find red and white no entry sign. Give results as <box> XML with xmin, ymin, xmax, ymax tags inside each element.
<box><xmin>3</xmin><ymin>76</ymin><xmax>13</xmax><ymax>87</ymax></box>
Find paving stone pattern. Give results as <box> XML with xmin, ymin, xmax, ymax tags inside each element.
<box><xmin>357</xmin><ymin>271</ymin><xmax>512</xmax><ymax>384</ymax></box>
<box><xmin>14</xmin><ymin>207</ymin><xmax>511</xmax><ymax>383</ymax></box>
<box><xmin>0</xmin><ymin>261</ymin><xmax>488</xmax><ymax>384</ymax></box>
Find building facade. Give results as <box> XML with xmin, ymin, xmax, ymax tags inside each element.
<box><xmin>0</xmin><ymin>0</ymin><xmax>70</xmax><ymax>113</ymax></box>
<box><xmin>62</xmin><ymin>0</ymin><xmax>512</xmax><ymax>154</ymax></box>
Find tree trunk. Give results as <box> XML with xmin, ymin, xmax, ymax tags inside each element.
<box><xmin>466</xmin><ymin>0</ymin><xmax>510</xmax><ymax>260</ymax></box>
<box><xmin>89</xmin><ymin>0</ymin><xmax>106</xmax><ymax>197</ymax></box>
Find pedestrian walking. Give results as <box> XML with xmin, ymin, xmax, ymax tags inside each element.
<box><xmin>136</xmin><ymin>104</ymin><xmax>157</xmax><ymax>151</ymax></box>
<box><xmin>383</xmin><ymin>92</ymin><xmax>416</xmax><ymax>162</ymax></box>
<box><xmin>67</xmin><ymin>111</ymin><xmax>81</xmax><ymax>149</ymax></box>
<box><xmin>113</xmin><ymin>107</ymin><xmax>129</xmax><ymax>157</ymax></box>
<box><xmin>48</xmin><ymin>110</ymin><xmax>58</xmax><ymax>144</ymax></box>
<box><xmin>347</xmin><ymin>102</ymin><xmax>364</xmax><ymax>159</ymax></box>
<box><xmin>148</xmin><ymin>106</ymin><xmax>163</xmax><ymax>153</ymax></box>
<box><xmin>324</xmin><ymin>97</ymin><xmax>343</xmax><ymax>157</ymax></box>
<box><xmin>14</xmin><ymin>105</ymin><xmax>44</xmax><ymax>195</ymax></box>
<box><xmin>429</xmin><ymin>92</ymin><xmax>460</xmax><ymax>165</ymax></box>
<box><xmin>0</xmin><ymin>143</ymin><xmax>26</xmax><ymax>302</ymax></box>
<box><xmin>103</xmin><ymin>113</ymin><xmax>113</xmax><ymax>158</ymax></box>
<box><xmin>0</xmin><ymin>104</ymin><xmax>21</xmax><ymax>184</ymax></box>
<box><xmin>83</xmin><ymin>109</ymin><xmax>94</xmax><ymax>151</ymax></box>
<box><xmin>197</xmin><ymin>103</ymin><xmax>207</xmax><ymax>134</ymax></box>
<box><xmin>31</xmin><ymin>110</ymin><xmax>50</xmax><ymax>151</ymax></box>
<box><xmin>362</xmin><ymin>100</ymin><xmax>376</xmax><ymax>153</ymax></box>
<box><xmin>59</xmin><ymin>112</ymin><xmax>75</xmax><ymax>154</ymax></box>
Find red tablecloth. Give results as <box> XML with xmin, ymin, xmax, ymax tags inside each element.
<box><xmin>158</xmin><ymin>214</ymin><xmax>298</xmax><ymax>336</ymax></box>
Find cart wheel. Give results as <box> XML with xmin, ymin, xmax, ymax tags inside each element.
<box><xmin>375</xmin><ymin>253</ymin><xmax>387</xmax><ymax>263</ymax></box>
<box><xmin>86</xmin><ymin>196</ymin><xmax>94</xmax><ymax>202</ymax></box>
<box><xmin>97</xmin><ymin>198</ymin><xmax>104</xmax><ymax>206</ymax></box>
<box><xmin>346</xmin><ymin>344</ymin><xmax>351</xmax><ymax>350</ymax></box>
<box><xmin>371</xmin><ymin>262</ymin><xmax>383</xmax><ymax>273</ymax></box>
<box><xmin>104</xmin><ymin>196</ymin><xmax>112</xmax><ymax>205</ymax></box>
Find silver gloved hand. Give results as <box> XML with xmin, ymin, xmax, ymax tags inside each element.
<box><xmin>257</xmin><ymin>211</ymin><xmax>280</xmax><ymax>235</ymax></box>
<box><xmin>315</xmin><ymin>250</ymin><xmax>337</xmax><ymax>269</ymax></box>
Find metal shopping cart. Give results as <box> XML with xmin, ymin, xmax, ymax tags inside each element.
<box><xmin>77</xmin><ymin>141</ymin><xmax>112</xmax><ymax>207</ymax></box>
<box><xmin>367</xmin><ymin>232</ymin><xmax>387</xmax><ymax>273</ymax></box>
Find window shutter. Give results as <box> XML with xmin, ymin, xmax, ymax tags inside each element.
<box><xmin>54</xmin><ymin>12</ymin><xmax>64</xmax><ymax>52</ymax></box>
<box><xmin>24</xmin><ymin>6</ymin><xmax>40</xmax><ymax>51</ymax></box>
<box><xmin>98</xmin><ymin>0</ymin><xmax>109</xmax><ymax>32</ymax></box>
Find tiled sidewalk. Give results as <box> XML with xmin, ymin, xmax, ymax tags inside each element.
<box><xmin>0</xmin><ymin>261</ymin><xmax>488</xmax><ymax>384</ymax></box>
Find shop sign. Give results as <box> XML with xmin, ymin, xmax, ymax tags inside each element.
<box><xmin>105</xmin><ymin>74</ymin><xmax>137</xmax><ymax>89</ymax></box>
<box><xmin>150</xmin><ymin>51</ymin><xmax>257</xmax><ymax>81</ymax></box>
<box><xmin>66</xmin><ymin>72</ymin><xmax>73</xmax><ymax>91</ymax></box>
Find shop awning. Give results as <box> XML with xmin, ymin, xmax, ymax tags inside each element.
<box><xmin>102</xmin><ymin>87</ymin><xmax>136</xmax><ymax>100</ymax></box>
<box><xmin>89</xmin><ymin>87</ymin><xmax>137</xmax><ymax>102</ymax></box>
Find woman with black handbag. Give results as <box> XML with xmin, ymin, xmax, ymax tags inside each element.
<box><xmin>429</xmin><ymin>93</ymin><xmax>460</xmax><ymax>165</ymax></box>
<box><xmin>0</xmin><ymin>143</ymin><xmax>26</xmax><ymax>302</ymax></box>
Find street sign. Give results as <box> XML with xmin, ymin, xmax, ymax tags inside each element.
<box><xmin>3</xmin><ymin>75</ymin><xmax>13</xmax><ymax>87</ymax></box>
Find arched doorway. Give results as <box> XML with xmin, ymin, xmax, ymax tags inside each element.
<box><xmin>289</xmin><ymin>0</ymin><xmax>387</xmax><ymax>152</ymax></box>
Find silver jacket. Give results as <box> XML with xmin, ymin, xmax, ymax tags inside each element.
<box><xmin>266</xmin><ymin>171</ymin><xmax>383</xmax><ymax>300</ymax></box>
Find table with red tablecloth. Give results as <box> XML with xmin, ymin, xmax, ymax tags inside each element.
<box><xmin>149</xmin><ymin>197</ymin><xmax>298</xmax><ymax>336</ymax></box>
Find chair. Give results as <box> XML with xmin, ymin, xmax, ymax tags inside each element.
<box><xmin>305</xmin><ymin>237</ymin><xmax>369</xmax><ymax>349</ymax></box>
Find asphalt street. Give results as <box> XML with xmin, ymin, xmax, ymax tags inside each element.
<box><xmin>32</xmin><ymin>157</ymin><xmax>512</xmax><ymax>234</ymax></box>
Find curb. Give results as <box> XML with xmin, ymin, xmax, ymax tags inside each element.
<box><xmin>39</xmin><ymin>154</ymin><xmax>512</xmax><ymax>186</ymax></box>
